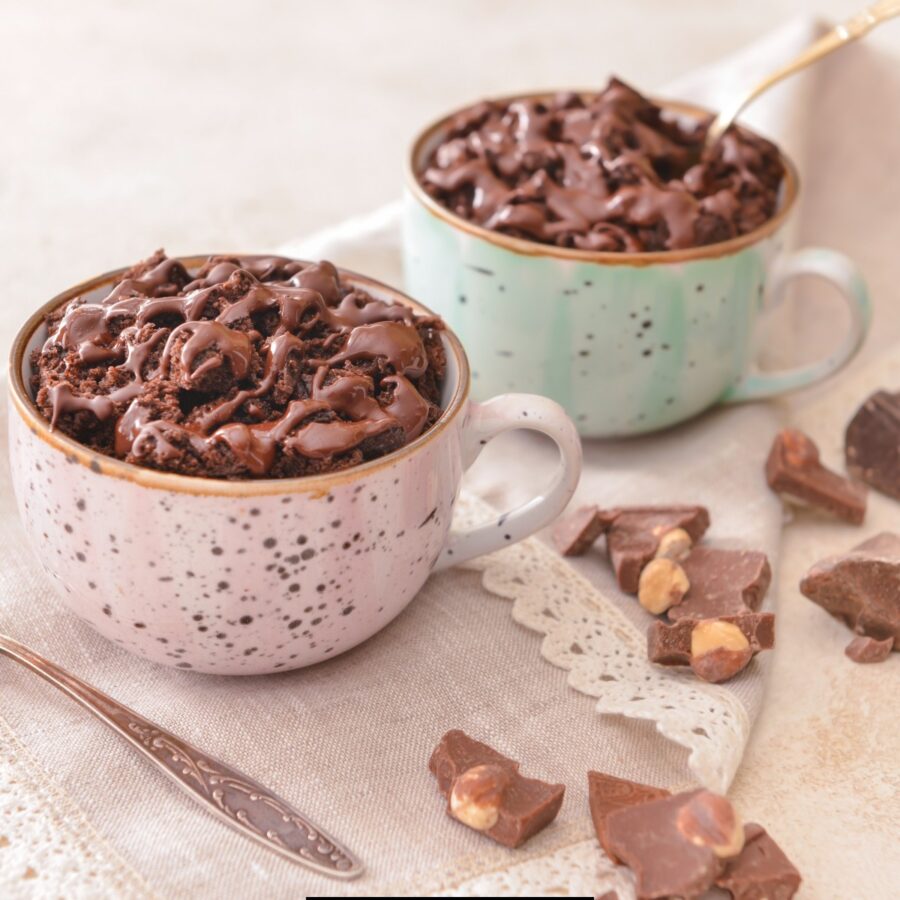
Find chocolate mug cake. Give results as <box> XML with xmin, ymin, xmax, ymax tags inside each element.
<box><xmin>404</xmin><ymin>80</ymin><xmax>869</xmax><ymax>437</ymax></box>
<box><xmin>11</xmin><ymin>255</ymin><xmax>582</xmax><ymax>673</ymax></box>
<box><xmin>418</xmin><ymin>78</ymin><xmax>785</xmax><ymax>253</ymax></box>
<box><xmin>32</xmin><ymin>252</ymin><xmax>445</xmax><ymax>479</ymax></box>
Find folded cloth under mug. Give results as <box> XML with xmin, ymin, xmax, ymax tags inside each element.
<box><xmin>7</xmin><ymin>257</ymin><xmax>582</xmax><ymax>675</ymax></box>
<box><xmin>403</xmin><ymin>94</ymin><xmax>871</xmax><ymax>437</ymax></box>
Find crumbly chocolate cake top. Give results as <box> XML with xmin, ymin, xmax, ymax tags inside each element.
<box><xmin>33</xmin><ymin>251</ymin><xmax>445</xmax><ymax>479</ymax></box>
<box><xmin>419</xmin><ymin>78</ymin><xmax>786</xmax><ymax>253</ymax></box>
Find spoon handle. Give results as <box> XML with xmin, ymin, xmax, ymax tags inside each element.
<box><xmin>0</xmin><ymin>633</ymin><xmax>363</xmax><ymax>881</ymax></box>
<box><xmin>707</xmin><ymin>0</ymin><xmax>900</xmax><ymax>145</ymax></box>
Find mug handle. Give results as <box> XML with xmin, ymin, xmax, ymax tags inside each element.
<box><xmin>721</xmin><ymin>247</ymin><xmax>871</xmax><ymax>402</ymax></box>
<box><xmin>433</xmin><ymin>394</ymin><xmax>582</xmax><ymax>571</ymax></box>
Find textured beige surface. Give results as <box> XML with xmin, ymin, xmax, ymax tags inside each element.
<box><xmin>731</xmin><ymin>348</ymin><xmax>900</xmax><ymax>900</ymax></box>
<box><xmin>2</xmin><ymin>2</ymin><xmax>900</xmax><ymax>897</ymax></box>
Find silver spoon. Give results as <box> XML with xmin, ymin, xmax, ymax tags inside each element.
<box><xmin>706</xmin><ymin>0</ymin><xmax>900</xmax><ymax>146</ymax></box>
<box><xmin>0</xmin><ymin>632</ymin><xmax>364</xmax><ymax>881</ymax></box>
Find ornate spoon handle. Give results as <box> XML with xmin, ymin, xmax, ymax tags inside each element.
<box><xmin>707</xmin><ymin>0</ymin><xmax>900</xmax><ymax>145</ymax></box>
<box><xmin>0</xmin><ymin>633</ymin><xmax>363</xmax><ymax>880</ymax></box>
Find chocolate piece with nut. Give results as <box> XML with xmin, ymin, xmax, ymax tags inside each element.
<box><xmin>604</xmin><ymin>789</ymin><xmax>745</xmax><ymax>898</ymax></box>
<box><xmin>552</xmin><ymin>505</ymin><xmax>618</xmax><ymax>556</ymax></box>
<box><xmin>587</xmin><ymin>772</ymin><xmax>801</xmax><ymax>899</ymax></box>
<box><xmin>429</xmin><ymin>730</ymin><xmax>565</xmax><ymax>848</ymax></box>
<box><xmin>600</xmin><ymin>506</ymin><xmax>710</xmax><ymax>592</ymax></box>
<box><xmin>800</xmin><ymin>532</ymin><xmax>900</xmax><ymax>649</ymax></box>
<box><xmin>766</xmin><ymin>428</ymin><xmax>866</xmax><ymax>524</ymax></box>
<box><xmin>648</xmin><ymin>613</ymin><xmax>775</xmax><ymax>683</ymax></box>
<box><xmin>667</xmin><ymin>547</ymin><xmax>771</xmax><ymax>621</ymax></box>
<box><xmin>587</xmin><ymin>771</ymin><xmax>670</xmax><ymax>859</ymax></box>
<box><xmin>717</xmin><ymin>823</ymin><xmax>802</xmax><ymax>900</ymax></box>
<box><xmin>845</xmin><ymin>634</ymin><xmax>894</xmax><ymax>663</ymax></box>
<box><xmin>845</xmin><ymin>389</ymin><xmax>900</xmax><ymax>501</ymax></box>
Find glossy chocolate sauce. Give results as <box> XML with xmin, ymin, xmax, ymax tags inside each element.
<box><xmin>33</xmin><ymin>252</ymin><xmax>445</xmax><ymax>479</ymax></box>
<box><xmin>419</xmin><ymin>79</ymin><xmax>786</xmax><ymax>252</ymax></box>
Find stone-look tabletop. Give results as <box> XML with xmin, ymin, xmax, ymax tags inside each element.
<box><xmin>1</xmin><ymin>2</ymin><xmax>899</xmax><ymax>897</ymax></box>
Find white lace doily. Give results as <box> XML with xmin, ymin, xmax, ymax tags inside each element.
<box><xmin>0</xmin><ymin>497</ymin><xmax>751</xmax><ymax>900</ymax></box>
<box><xmin>422</xmin><ymin>493</ymin><xmax>753</xmax><ymax>896</ymax></box>
<box><xmin>434</xmin><ymin>837</ymin><xmax>638</xmax><ymax>898</ymax></box>
<box><xmin>0</xmin><ymin>713</ymin><xmax>156</xmax><ymax>899</ymax></box>
<box><xmin>457</xmin><ymin>493</ymin><xmax>751</xmax><ymax>795</ymax></box>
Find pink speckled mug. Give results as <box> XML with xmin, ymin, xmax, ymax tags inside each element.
<box><xmin>8</xmin><ymin>256</ymin><xmax>582</xmax><ymax>675</ymax></box>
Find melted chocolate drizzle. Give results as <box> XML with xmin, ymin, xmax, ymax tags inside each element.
<box><xmin>420</xmin><ymin>79</ymin><xmax>785</xmax><ymax>252</ymax></box>
<box><xmin>36</xmin><ymin>253</ymin><xmax>443</xmax><ymax>478</ymax></box>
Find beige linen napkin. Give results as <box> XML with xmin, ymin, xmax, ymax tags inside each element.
<box><xmin>0</xmin><ymin>17</ymin><xmax>865</xmax><ymax>899</ymax></box>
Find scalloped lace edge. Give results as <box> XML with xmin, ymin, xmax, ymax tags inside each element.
<box><xmin>457</xmin><ymin>492</ymin><xmax>751</xmax><ymax>794</ymax></box>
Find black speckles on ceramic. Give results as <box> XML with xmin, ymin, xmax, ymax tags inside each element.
<box><xmin>9</xmin><ymin>259</ymin><xmax>584</xmax><ymax>676</ymax></box>
<box><xmin>405</xmin><ymin>196</ymin><xmax>776</xmax><ymax>436</ymax></box>
<box><xmin>402</xmin><ymin>167</ymin><xmax>870</xmax><ymax>437</ymax></box>
<box><xmin>9</xmin><ymin>406</ymin><xmax>461</xmax><ymax>674</ymax></box>
<box><xmin>10</xmin><ymin>383</ymin><xmax>583</xmax><ymax>675</ymax></box>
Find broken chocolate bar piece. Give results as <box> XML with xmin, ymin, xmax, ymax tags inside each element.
<box><xmin>716</xmin><ymin>823</ymin><xmax>802</xmax><ymax>899</ymax></box>
<box><xmin>668</xmin><ymin>547</ymin><xmax>771</xmax><ymax>621</ymax></box>
<box><xmin>600</xmin><ymin>506</ymin><xmax>710</xmax><ymax>592</ymax></box>
<box><xmin>587</xmin><ymin>771</ymin><xmax>670</xmax><ymax>859</ymax></box>
<box><xmin>587</xmin><ymin>772</ymin><xmax>802</xmax><ymax>899</ymax></box>
<box><xmin>552</xmin><ymin>505</ymin><xmax>617</xmax><ymax>556</ymax></box>
<box><xmin>604</xmin><ymin>789</ymin><xmax>744</xmax><ymax>898</ymax></box>
<box><xmin>845</xmin><ymin>634</ymin><xmax>894</xmax><ymax>663</ymax></box>
<box><xmin>429</xmin><ymin>730</ymin><xmax>565</xmax><ymax>848</ymax></box>
<box><xmin>766</xmin><ymin>428</ymin><xmax>866</xmax><ymax>524</ymax></box>
<box><xmin>845</xmin><ymin>390</ymin><xmax>900</xmax><ymax>501</ymax></box>
<box><xmin>799</xmin><ymin>532</ymin><xmax>900</xmax><ymax>647</ymax></box>
<box><xmin>647</xmin><ymin>613</ymin><xmax>775</xmax><ymax>682</ymax></box>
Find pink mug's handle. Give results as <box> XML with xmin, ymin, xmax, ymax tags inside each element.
<box><xmin>433</xmin><ymin>394</ymin><xmax>582</xmax><ymax>571</ymax></box>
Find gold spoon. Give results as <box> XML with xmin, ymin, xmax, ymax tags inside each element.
<box><xmin>0</xmin><ymin>632</ymin><xmax>364</xmax><ymax>880</ymax></box>
<box><xmin>706</xmin><ymin>0</ymin><xmax>900</xmax><ymax>146</ymax></box>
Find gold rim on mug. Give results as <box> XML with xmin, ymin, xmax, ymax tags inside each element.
<box><xmin>406</xmin><ymin>92</ymin><xmax>800</xmax><ymax>266</ymax></box>
<box><xmin>8</xmin><ymin>256</ymin><xmax>470</xmax><ymax>498</ymax></box>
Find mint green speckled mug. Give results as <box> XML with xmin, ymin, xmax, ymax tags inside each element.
<box><xmin>402</xmin><ymin>97</ymin><xmax>870</xmax><ymax>437</ymax></box>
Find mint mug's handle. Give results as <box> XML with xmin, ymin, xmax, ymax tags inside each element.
<box><xmin>433</xmin><ymin>395</ymin><xmax>582</xmax><ymax>570</ymax></box>
<box><xmin>722</xmin><ymin>247</ymin><xmax>870</xmax><ymax>402</ymax></box>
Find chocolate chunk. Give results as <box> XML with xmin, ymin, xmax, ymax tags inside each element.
<box><xmin>845</xmin><ymin>390</ymin><xmax>900</xmax><ymax>500</ymax></box>
<box><xmin>647</xmin><ymin>613</ymin><xmax>775</xmax><ymax>680</ymax></box>
<box><xmin>766</xmin><ymin>428</ymin><xmax>866</xmax><ymax>524</ymax></box>
<box><xmin>845</xmin><ymin>634</ymin><xmax>895</xmax><ymax>663</ymax></box>
<box><xmin>799</xmin><ymin>532</ymin><xmax>900</xmax><ymax>647</ymax></box>
<box><xmin>666</xmin><ymin>547</ymin><xmax>771</xmax><ymax>621</ymax></box>
<box><xmin>647</xmin><ymin>618</ymin><xmax>699</xmax><ymax>666</ymax></box>
<box><xmin>716</xmin><ymin>823</ymin><xmax>802</xmax><ymax>899</ymax></box>
<box><xmin>552</xmin><ymin>505</ymin><xmax>616</xmax><ymax>556</ymax></box>
<box><xmin>587</xmin><ymin>771</ymin><xmax>670</xmax><ymax>859</ymax></box>
<box><xmin>600</xmin><ymin>506</ymin><xmax>710</xmax><ymax>593</ymax></box>
<box><xmin>604</xmin><ymin>789</ymin><xmax>744</xmax><ymax>898</ymax></box>
<box><xmin>588</xmin><ymin>772</ymin><xmax>800</xmax><ymax>898</ymax></box>
<box><xmin>429</xmin><ymin>730</ymin><xmax>565</xmax><ymax>848</ymax></box>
